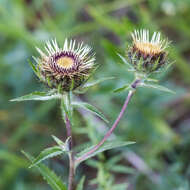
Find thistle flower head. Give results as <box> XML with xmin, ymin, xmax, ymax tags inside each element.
<box><xmin>127</xmin><ymin>29</ymin><xmax>169</xmax><ymax>73</ymax></box>
<box><xmin>34</xmin><ymin>39</ymin><xmax>95</xmax><ymax>92</ymax></box>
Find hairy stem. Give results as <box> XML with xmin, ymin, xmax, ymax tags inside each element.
<box><xmin>65</xmin><ymin>116</ymin><xmax>73</xmax><ymax>149</ymax></box>
<box><xmin>65</xmin><ymin>115</ymin><xmax>75</xmax><ymax>190</ymax></box>
<box><xmin>62</xmin><ymin>92</ymin><xmax>75</xmax><ymax>190</ymax></box>
<box><xmin>68</xmin><ymin>151</ymin><xmax>75</xmax><ymax>190</ymax></box>
<box><xmin>76</xmin><ymin>79</ymin><xmax>140</xmax><ymax>163</ymax></box>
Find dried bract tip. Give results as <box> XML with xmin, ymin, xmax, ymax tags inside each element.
<box><xmin>34</xmin><ymin>39</ymin><xmax>95</xmax><ymax>92</ymax></box>
<box><xmin>128</xmin><ymin>29</ymin><xmax>169</xmax><ymax>73</ymax></box>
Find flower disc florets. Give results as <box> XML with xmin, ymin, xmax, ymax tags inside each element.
<box><xmin>127</xmin><ymin>29</ymin><xmax>169</xmax><ymax>73</ymax></box>
<box><xmin>34</xmin><ymin>39</ymin><xmax>95</xmax><ymax>92</ymax></box>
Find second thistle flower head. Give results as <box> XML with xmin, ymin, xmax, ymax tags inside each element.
<box><xmin>127</xmin><ymin>29</ymin><xmax>169</xmax><ymax>74</ymax></box>
<box><xmin>34</xmin><ymin>39</ymin><xmax>95</xmax><ymax>92</ymax></box>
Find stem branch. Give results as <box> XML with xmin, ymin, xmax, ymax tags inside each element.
<box><xmin>76</xmin><ymin>79</ymin><xmax>140</xmax><ymax>163</ymax></box>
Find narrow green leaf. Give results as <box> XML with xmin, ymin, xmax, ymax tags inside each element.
<box><xmin>28</xmin><ymin>59</ymin><xmax>37</xmax><ymax>74</ymax></box>
<box><xmin>145</xmin><ymin>78</ymin><xmax>159</xmax><ymax>83</ymax></box>
<box><xmin>61</xmin><ymin>96</ymin><xmax>69</xmax><ymax>117</ymax></box>
<box><xmin>117</xmin><ymin>53</ymin><xmax>133</xmax><ymax>68</ymax></box>
<box><xmin>72</xmin><ymin>101</ymin><xmax>108</xmax><ymax>123</ymax></box>
<box><xmin>76</xmin><ymin>176</ymin><xmax>85</xmax><ymax>190</ymax></box>
<box><xmin>110</xmin><ymin>165</ymin><xmax>136</xmax><ymax>174</ymax></box>
<box><xmin>70</xmin><ymin>78</ymin><xmax>75</xmax><ymax>91</ymax></box>
<box><xmin>82</xmin><ymin>77</ymin><xmax>114</xmax><ymax>88</ymax></box>
<box><xmin>60</xmin><ymin>93</ymin><xmax>73</xmax><ymax>125</ymax></box>
<box><xmin>113</xmin><ymin>84</ymin><xmax>130</xmax><ymax>93</ymax></box>
<box><xmin>165</xmin><ymin>61</ymin><xmax>174</xmax><ymax>71</ymax></box>
<box><xmin>10</xmin><ymin>91</ymin><xmax>62</xmax><ymax>102</ymax></box>
<box><xmin>139</xmin><ymin>83</ymin><xmax>175</xmax><ymax>94</ymax></box>
<box><xmin>57</xmin><ymin>83</ymin><xmax>63</xmax><ymax>94</ymax></box>
<box><xmin>65</xmin><ymin>137</ymin><xmax>72</xmax><ymax>151</ymax></box>
<box><xmin>52</xmin><ymin>136</ymin><xmax>71</xmax><ymax>152</ymax></box>
<box><xmin>76</xmin><ymin>141</ymin><xmax>135</xmax><ymax>165</ymax></box>
<box><xmin>29</xmin><ymin>146</ymin><xmax>64</xmax><ymax>168</ymax></box>
<box><xmin>22</xmin><ymin>151</ymin><xmax>67</xmax><ymax>190</ymax></box>
<box><xmin>29</xmin><ymin>58</ymin><xmax>42</xmax><ymax>79</ymax></box>
<box><xmin>52</xmin><ymin>135</ymin><xmax>65</xmax><ymax>147</ymax></box>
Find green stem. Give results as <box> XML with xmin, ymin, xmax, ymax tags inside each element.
<box><xmin>68</xmin><ymin>151</ymin><xmax>75</xmax><ymax>190</ymax></box>
<box><xmin>61</xmin><ymin>92</ymin><xmax>75</xmax><ymax>190</ymax></box>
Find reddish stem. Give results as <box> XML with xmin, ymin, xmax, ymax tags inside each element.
<box><xmin>65</xmin><ymin>116</ymin><xmax>73</xmax><ymax>149</ymax></box>
<box><xmin>65</xmin><ymin>115</ymin><xmax>75</xmax><ymax>190</ymax></box>
<box><xmin>76</xmin><ymin>89</ymin><xmax>135</xmax><ymax>163</ymax></box>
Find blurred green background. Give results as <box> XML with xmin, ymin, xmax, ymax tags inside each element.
<box><xmin>0</xmin><ymin>0</ymin><xmax>190</xmax><ymax>189</ymax></box>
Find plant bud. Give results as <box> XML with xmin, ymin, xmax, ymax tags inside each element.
<box><xmin>127</xmin><ymin>29</ymin><xmax>169</xmax><ymax>73</ymax></box>
<box><xmin>34</xmin><ymin>39</ymin><xmax>95</xmax><ymax>92</ymax></box>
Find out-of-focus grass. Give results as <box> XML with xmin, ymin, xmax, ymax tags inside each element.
<box><xmin>0</xmin><ymin>0</ymin><xmax>190</xmax><ymax>189</ymax></box>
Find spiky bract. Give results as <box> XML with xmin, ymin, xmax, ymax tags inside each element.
<box><xmin>127</xmin><ymin>29</ymin><xmax>169</xmax><ymax>73</ymax></box>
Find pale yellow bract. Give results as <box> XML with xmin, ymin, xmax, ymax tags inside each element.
<box><xmin>131</xmin><ymin>29</ymin><xmax>168</xmax><ymax>55</ymax></box>
<box><xmin>134</xmin><ymin>42</ymin><xmax>162</xmax><ymax>55</ymax></box>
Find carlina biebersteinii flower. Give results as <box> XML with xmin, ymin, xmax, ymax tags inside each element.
<box><xmin>33</xmin><ymin>39</ymin><xmax>95</xmax><ymax>92</ymax></box>
<box><xmin>127</xmin><ymin>29</ymin><xmax>169</xmax><ymax>73</ymax></box>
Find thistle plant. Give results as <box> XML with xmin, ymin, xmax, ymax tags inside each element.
<box><xmin>129</xmin><ymin>29</ymin><xmax>168</xmax><ymax>73</ymax></box>
<box><xmin>34</xmin><ymin>39</ymin><xmax>95</xmax><ymax>92</ymax></box>
<box><xmin>11</xmin><ymin>29</ymin><xmax>173</xmax><ymax>190</ymax></box>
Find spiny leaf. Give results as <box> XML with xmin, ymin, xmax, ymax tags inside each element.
<box><xmin>72</xmin><ymin>101</ymin><xmax>108</xmax><ymax>123</ymax></box>
<box><xmin>113</xmin><ymin>84</ymin><xmax>130</xmax><ymax>93</ymax></box>
<box><xmin>82</xmin><ymin>77</ymin><xmax>115</xmax><ymax>88</ymax></box>
<box><xmin>52</xmin><ymin>136</ymin><xmax>71</xmax><ymax>152</ymax></box>
<box><xmin>139</xmin><ymin>83</ymin><xmax>175</xmax><ymax>94</ymax></box>
<box><xmin>165</xmin><ymin>61</ymin><xmax>175</xmax><ymax>71</ymax></box>
<box><xmin>156</xmin><ymin>61</ymin><xmax>175</xmax><ymax>74</ymax></box>
<box><xmin>52</xmin><ymin>135</ymin><xmax>65</xmax><ymax>147</ymax></box>
<box><xmin>10</xmin><ymin>91</ymin><xmax>62</xmax><ymax>102</ymax></box>
<box><xmin>76</xmin><ymin>176</ymin><xmax>86</xmax><ymax>190</ymax></box>
<box><xmin>28</xmin><ymin>59</ymin><xmax>38</xmax><ymax>75</ymax></box>
<box><xmin>29</xmin><ymin>146</ymin><xmax>64</xmax><ymax>168</ymax></box>
<box><xmin>145</xmin><ymin>78</ymin><xmax>159</xmax><ymax>83</ymax></box>
<box><xmin>22</xmin><ymin>151</ymin><xmax>67</xmax><ymax>190</ymax></box>
<box><xmin>117</xmin><ymin>53</ymin><xmax>133</xmax><ymax>68</ymax></box>
<box><xmin>76</xmin><ymin>141</ymin><xmax>135</xmax><ymax>165</ymax></box>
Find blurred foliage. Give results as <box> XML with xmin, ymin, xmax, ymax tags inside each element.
<box><xmin>0</xmin><ymin>0</ymin><xmax>190</xmax><ymax>189</ymax></box>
